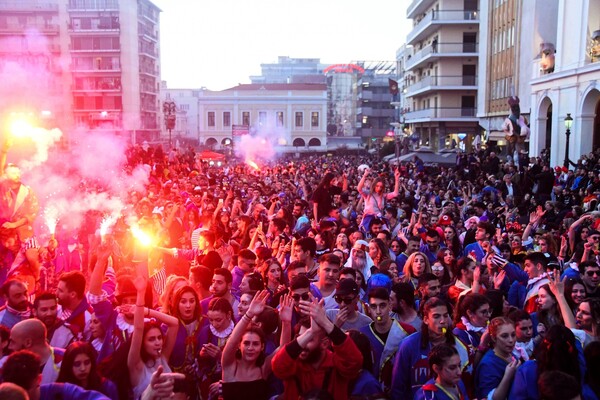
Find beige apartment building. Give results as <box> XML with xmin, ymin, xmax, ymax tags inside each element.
<box><xmin>196</xmin><ymin>84</ymin><xmax>328</xmax><ymax>152</ymax></box>
<box><xmin>0</xmin><ymin>0</ymin><xmax>161</xmax><ymax>141</ymax></box>
<box><xmin>403</xmin><ymin>0</ymin><xmax>480</xmax><ymax>152</ymax></box>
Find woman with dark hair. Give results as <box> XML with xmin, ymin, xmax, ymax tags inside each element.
<box><xmin>219</xmin><ymin>291</ymin><xmax>289</xmax><ymax>400</ymax></box>
<box><xmin>509</xmin><ymin>325</ymin><xmax>596</xmax><ymax>400</ymax></box>
<box><xmin>347</xmin><ymin>330</ymin><xmax>384</xmax><ymax>397</ymax></box>
<box><xmin>453</xmin><ymin>292</ymin><xmax>491</xmax><ymax>351</ymax></box>
<box><xmin>414</xmin><ymin>344</ymin><xmax>470</xmax><ymax>400</ymax></box>
<box><xmin>378</xmin><ymin>259</ymin><xmax>400</xmax><ymax>284</ymax></box>
<box><xmin>533</xmin><ymin>284</ymin><xmax>563</xmax><ymax>334</ymax></box>
<box><xmin>311</xmin><ymin>172</ymin><xmax>343</xmax><ymax>223</ymax></box>
<box><xmin>197</xmin><ymin>297</ymin><xmax>236</xmax><ymax>398</ymax></box>
<box><xmin>565</xmin><ymin>277</ymin><xmax>587</xmax><ymax>315</ymax></box>
<box><xmin>442</xmin><ymin>225</ymin><xmax>462</xmax><ymax>258</ymax></box>
<box><xmin>262</xmin><ymin>258</ymin><xmax>284</xmax><ymax>294</ymax></box>
<box><xmin>57</xmin><ymin>341</ymin><xmax>118</xmax><ymax>399</ymax></box>
<box><xmin>368</xmin><ymin>238</ymin><xmax>390</xmax><ymax>270</ymax></box>
<box><xmin>474</xmin><ymin>317</ymin><xmax>519</xmax><ymax>400</ymax></box>
<box><xmin>231</xmin><ymin>215</ymin><xmax>252</xmax><ymax>250</ymax></box>
<box><xmin>167</xmin><ymin>285</ymin><xmax>203</xmax><ymax>398</ymax></box>
<box><xmin>127</xmin><ymin>277</ymin><xmax>179</xmax><ymax>400</ymax></box>
<box><xmin>447</xmin><ymin>257</ymin><xmax>483</xmax><ymax>307</ymax></box>
<box><xmin>432</xmin><ymin>248</ymin><xmax>454</xmax><ymax>286</ymax></box>
<box><xmin>391</xmin><ymin>297</ymin><xmax>469</xmax><ymax>399</ymax></box>
<box><xmin>357</xmin><ymin>166</ymin><xmax>400</xmax><ymax>234</ymax></box>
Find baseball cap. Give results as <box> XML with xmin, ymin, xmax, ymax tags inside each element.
<box><xmin>438</xmin><ymin>215</ymin><xmax>452</xmax><ymax>226</ymax></box>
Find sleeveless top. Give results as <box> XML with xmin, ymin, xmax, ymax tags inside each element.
<box><xmin>132</xmin><ymin>356</ymin><xmax>171</xmax><ymax>400</ymax></box>
<box><xmin>221</xmin><ymin>379</ymin><xmax>269</xmax><ymax>400</ymax></box>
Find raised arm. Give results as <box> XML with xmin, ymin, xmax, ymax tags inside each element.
<box><xmin>548</xmin><ymin>272</ymin><xmax>577</xmax><ymax>329</ymax></box>
<box><xmin>128</xmin><ymin>277</ymin><xmax>148</xmax><ymax>387</ymax></box>
<box><xmin>89</xmin><ymin>242</ymin><xmax>112</xmax><ymax>296</ymax></box>
<box><xmin>357</xmin><ymin>167</ymin><xmax>370</xmax><ymax>194</ymax></box>
<box><xmin>222</xmin><ymin>290</ymin><xmax>269</xmax><ymax>373</ymax></box>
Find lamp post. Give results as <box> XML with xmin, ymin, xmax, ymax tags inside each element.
<box><xmin>162</xmin><ymin>100</ymin><xmax>176</xmax><ymax>148</ymax></box>
<box><xmin>563</xmin><ymin>113</ymin><xmax>573</xmax><ymax>168</ymax></box>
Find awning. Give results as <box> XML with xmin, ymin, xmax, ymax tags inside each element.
<box><xmin>388</xmin><ymin>149</ymin><xmax>457</xmax><ymax>166</ymax></box>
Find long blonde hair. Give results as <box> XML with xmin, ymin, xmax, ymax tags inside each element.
<box><xmin>402</xmin><ymin>251</ymin><xmax>431</xmax><ymax>280</ymax></box>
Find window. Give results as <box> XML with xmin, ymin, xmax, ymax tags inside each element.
<box><xmin>223</xmin><ymin>111</ymin><xmax>231</xmax><ymax>127</ymax></box>
<box><xmin>276</xmin><ymin>111</ymin><xmax>284</xmax><ymax>127</ymax></box>
<box><xmin>295</xmin><ymin>112</ymin><xmax>303</xmax><ymax>127</ymax></box>
<box><xmin>311</xmin><ymin>112</ymin><xmax>319</xmax><ymax>128</ymax></box>
<box><xmin>259</xmin><ymin>111</ymin><xmax>267</xmax><ymax>126</ymax></box>
<box><xmin>207</xmin><ymin>112</ymin><xmax>215</xmax><ymax>127</ymax></box>
<box><xmin>180</xmin><ymin>104</ymin><xmax>190</xmax><ymax>111</ymax></box>
<box><xmin>242</xmin><ymin>111</ymin><xmax>250</xmax><ymax>126</ymax></box>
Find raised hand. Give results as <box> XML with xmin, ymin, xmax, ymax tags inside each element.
<box><xmin>279</xmin><ymin>294</ymin><xmax>294</xmax><ymax>323</ymax></box>
<box><xmin>504</xmin><ymin>357</ymin><xmax>521</xmax><ymax>377</ymax></box>
<box><xmin>299</xmin><ymin>298</ymin><xmax>332</xmax><ymax>333</ymax></box>
<box><xmin>247</xmin><ymin>290</ymin><xmax>269</xmax><ymax>318</ymax></box>
<box><xmin>334</xmin><ymin>307</ymin><xmax>349</xmax><ymax>328</ymax></box>
<box><xmin>493</xmin><ymin>270</ymin><xmax>506</xmax><ymax>289</ymax></box>
<box><xmin>548</xmin><ymin>270</ymin><xmax>565</xmax><ymax>297</ymax></box>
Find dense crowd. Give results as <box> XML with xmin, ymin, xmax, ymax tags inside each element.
<box><xmin>0</xmin><ymin>137</ymin><xmax>600</xmax><ymax>400</ymax></box>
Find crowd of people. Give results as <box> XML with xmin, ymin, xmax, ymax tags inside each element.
<box><xmin>0</xmin><ymin>136</ymin><xmax>600</xmax><ymax>400</ymax></box>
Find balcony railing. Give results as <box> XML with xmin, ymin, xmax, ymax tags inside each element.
<box><xmin>67</xmin><ymin>0</ymin><xmax>118</xmax><ymax>11</ymax></box>
<box><xmin>406</xmin><ymin>75</ymin><xmax>478</xmax><ymax>94</ymax></box>
<box><xmin>404</xmin><ymin>107</ymin><xmax>477</xmax><ymax>120</ymax></box>
<box><xmin>406</xmin><ymin>42</ymin><xmax>478</xmax><ymax>70</ymax></box>
<box><xmin>0</xmin><ymin>1</ymin><xmax>58</xmax><ymax>11</ymax></box>
<box><xmin>408</xmin><ymin>9</ymin><xmax>479</xmax><ymax>44</ymax></box>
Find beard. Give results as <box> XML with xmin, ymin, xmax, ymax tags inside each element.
<box><xmin>300</xmin><ymin>347</ymin><xmax>322</xmax><ymax>364</ymax></box>
<box><xmin>352</xmin><ymin>256</ymin><xmax>366</xmax><ymax>271</ymax></box>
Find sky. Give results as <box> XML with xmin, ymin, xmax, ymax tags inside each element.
<box><xmin>152</xmin><ymin>0</ymin><xmax>412</xmax><ymax>91</ymax></box>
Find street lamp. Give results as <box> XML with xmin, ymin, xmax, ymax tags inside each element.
<box><xmin>162</xmin><ymin>100</ymin><xmax>176</xmax><ymax>148</ymax></box>
<box><xmin>563</xmin><ymin>113</ymin><xmax>573</xmax><ymax>168</ymax></box>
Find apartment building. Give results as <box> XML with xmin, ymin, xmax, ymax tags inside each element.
<box><xmin>403</xmin><ymin>0</ymin><xmax>480</xmax><ymax>152</ymax></box>
<box><xmin>196</xmin><ymin>83</ymin><xmax>327</xmax><ymax>152</ymax></box>
<box><xmin>0</xmin><ymin>0</ymin><xmax>161</xmax><ymax>142</ymax></box>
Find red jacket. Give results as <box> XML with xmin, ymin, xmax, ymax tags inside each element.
<box><xmin>271</xmin><ymin>326</ymin><xmax>362</xmax><ymax>400</ymax></box>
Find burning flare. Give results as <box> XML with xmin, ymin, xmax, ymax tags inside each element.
<box><xmin>44</xmin><ymin>207</ymin><xmax>58</xmax><ymax>236</ymax></box>
<box><xmin>131</xmin><ymin>225</ymin><xmax>153</xmax><ymax>247</ymax></box>
<box><xmin>100</xmin><ymin>215</ymin><xmax>118</xmax><ymax>237</ymax></box>
<box><xmin>246</xmin><ymin>159</ymin><xmax>260</xmax><ymax>171</ymax></box>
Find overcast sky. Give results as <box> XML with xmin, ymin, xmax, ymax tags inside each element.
<box><xmin>152</xmin><ymin>0</ymin><xmax>412</xmax><ymax>91</ymax></box>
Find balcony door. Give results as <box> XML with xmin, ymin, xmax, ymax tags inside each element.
<box><xmin>463</xmin><ymin>32</ymin><xmax>477</xmax><ymax>53</ymax></box>
<box><xmin>462</xmin><ymin>64</ymin><xmax>476</xmax><ymax>85</ymax></box>
<box><xmin>461</xmin><ymin>96</ymin><xmax>475</xmax><ymax>117</ymax></box>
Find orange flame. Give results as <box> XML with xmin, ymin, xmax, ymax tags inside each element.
<box><xmin>246</xmin><ymin>160</ymin><xmax>260</xmax><ymax>170</ymax></box>
<box><xmin>131</xmin><ymin>226</ymin><xmax>153</xmax><ymax>247</ymax></box>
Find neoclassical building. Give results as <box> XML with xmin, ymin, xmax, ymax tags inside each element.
<box><xmin>529</xmin><ymin>0</ymin><xmax>600</xmax><ymax>165</ymax></box>
<box><xmin>196</xmin><ymin>83</ymin><xmax>328</xmax><ymax>152</ymax></box>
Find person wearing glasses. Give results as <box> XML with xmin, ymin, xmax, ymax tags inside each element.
<box><xmin>579</xmin><ymin>261</ymin><xmax>600</xmax><ymax>298</ymax></box>
<box><xmin>360</xmin><ymin>287</ymin><xmax>413</xmax><ymax>394</ymax></box>
<box><xmin>325</xmin><ymin>279</ymin><xmax>371</xmax><ymax>332</ymax></box>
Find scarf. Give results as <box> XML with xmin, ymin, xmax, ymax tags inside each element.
<box><xmin>6</xmin><ymin>305</ymin><xmax>31</xmax><ymax>319</ymax></box>
<box><xmin>461</xmin><ymin>316</ymin><xmax>487</xmax><ymax>333</ymax></box>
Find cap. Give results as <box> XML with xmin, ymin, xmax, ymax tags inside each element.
<box><xmin>336</xmin><ymin>278</ymin><xmax>359</xmax><ymax>296</ymax></box>
<box><xmin>353</xmin><ymin>240</ymin><xmax>369</xmax><ymax>252</ymax></box>
<box><xmin>438</xmin><ymin>215</ymin><xmax>452</xmax><ymax>226</ymax></box>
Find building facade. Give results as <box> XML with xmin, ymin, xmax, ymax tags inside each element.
<box><xmin>0</xmin><ymin>0</ymin><xmax>161</xmax><ymax>142</ymax></box>
<box><xmin>403</xmin><ymin>0</ymin><xmax>480</xmax><ymax>152</ymax></box>
<box><xmin>249</xmin><ymin>56</ymin><xmax>328</xmax><ymax>84</ymax></box>
<box><xmin>160</xmin><ymin>84</ymin><xmax>201</xmax><ymax>147</ymax></box>
<box><xmin>355</xmin><ymin>61</ymin><xmax>397</xmax><ymax>144</ymax></box>
<box><xmin>196</xmin><ymin>83</ymin><xmax>328</xmax><ymax>153</ymax></box>
<box><xmin>529</xmin><ymin>0</ymin><xmax>600</xmax><ymax>166</ymax></box>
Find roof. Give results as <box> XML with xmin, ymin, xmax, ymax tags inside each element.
<box><xmin>221</xmin><ymin>83</ymin><xmax>327</xmax><ymax>91</ymax></box>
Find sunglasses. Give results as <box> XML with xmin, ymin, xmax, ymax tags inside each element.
<box><xmin>431</xmin><ymin>266</ymin><xmax>445</xmax><ymax>272</ymax></box>
<box><xmin>334</xmin><ymin>295</ymin><xmax>356</xmax><ymax>305</ymax></box>
<box><xmin>291</xmin><ymin>293</ymin><xmax>310</xmax><ymax>302</ymax></box>
<box><xmin>585</xmin><ymin>270</ymin><xmax>600</xmax><ymax>277</ymax></box>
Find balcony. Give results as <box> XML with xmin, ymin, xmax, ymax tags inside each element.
<box><xmin>405</xmin><ymin>41</ymin><xmax>478</xmax><ymax>70</ymax></box>
<box><xmin>404</xmin><ymin>107</ymin><xmax>477</xmax><ymax>122</ymax></box>
<box><xmin>139</xmin><ymin>48</ymin><xmax>157</xmax><ymax>58</ymax></box>
<box><xmin>405</xmin><ymin>75</ymin><xmax>478</xmax><ymax>97</ymax></box>
<box><xmin>407</xmin><ymin>9</ymin><xmax>479</xmax><ymax>45</ymax></box>
<box><xmin>67</xmin><ymin>0</ymin><xmax>118</xmax><ymax>11</ymax></box>
<box><xmin>0</xmin><ymin>23</ymin><xmax>59</xmax><ymax>35</ymax></box>
<box><xmin>0</xmin><ymin>1</ymin><xmax>58</xmax><ymax>11</ymax></box>
<box><xmin>406</xmin><ymin>0</ymin><xmax>435</xmax><ymax>19</ymax></box>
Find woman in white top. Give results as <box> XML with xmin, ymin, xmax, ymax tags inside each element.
<box><xmin>128</xmin><ymin>276</ymin><xmax>179</xmax><ymax>400</ymax></box>
<box><xmin>357</xmin><ymin>166</ymin><xmax>400</xmax><ymax>235</ymax></box>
